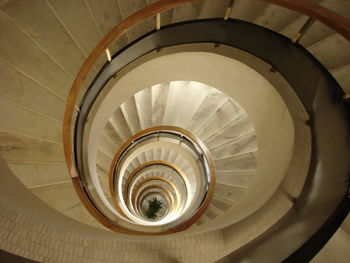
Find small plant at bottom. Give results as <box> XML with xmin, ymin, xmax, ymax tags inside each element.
<box><xmin>144</xmin><ymin>197</ymin><xmax>163</xmax><ymax>219</ymax></box>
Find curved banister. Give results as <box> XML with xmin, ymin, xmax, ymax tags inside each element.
<box><xmin>107</xmin><ymin>125</ymin><xmax>215</xmax><ymax>232</ymax></box>
<box><xmin>63</xmin><ymin>0</ymin><xmax>202</xmax><ymax>180</ymax></box>
<box><xmin>63</xmin><ymin>0</ymin><xmax>350</xmax><ymax>237</ymax></box>
<box><xmin>64</xmin><ymin>0</ymin><xmax>350</xmax><ymax>180</ymax></box>
<box><xmin>122</xmin><ymin>161</ymin><xmax>187</xmax><ymax>205</ymax></box>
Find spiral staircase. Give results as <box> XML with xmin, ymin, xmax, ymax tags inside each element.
<box><xmin>0</xmin><ymin>0</ymin><xmax>350</xmax><ymax>262</ymax></box>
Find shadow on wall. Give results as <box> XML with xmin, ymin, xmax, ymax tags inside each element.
<box><xmin>0</xmin><ymin>250</ymin><xmax>37</xmax><ymax>263</ymax></box>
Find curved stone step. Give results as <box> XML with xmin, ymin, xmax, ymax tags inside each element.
<box><xmin>211</xmin><ymin>195</ymin><xmax>232</xmax><ymax>212</ymax></box>
<box><xmin>254</xmin><ymin>3</ymin><xmax>301</xmax><ymax>32</ymax></box>
<box><xmin>62</xmin><ymin>203</ymin><xmax>95</xmax><ymax>226</ymax></box>
<box><xmin>204</xmin><ymin>113</ymin><xmax>254</xmax><ymax>150</ymax></box>
<box><xmin>8</xmin><ymin>163</ymin><xmax>69</xmax><ymax>189</ymax></box>
<box><xmin>230</xmin><ymin>0</ymin><xmax>268</xmax><ymax>22</ymax></box>
<box><xmin>0</xmin><ymin>59</ymin><xmax>65</xmax><ymax>122</ymax></box>
<box><xmin>116</xmin><ymin>0</ymin><xmax>155</xmax><ymax>43</ymax></box>
<box><xmin>121</xmin><ymin>95</ymin><xmax>141</xmax><ymax>135</ymax></box>
<box><xmin>198</xmin><ymin>0</ymin><xmax>230</xmax><ymax>19</ymax></box>
<box><xmin>109</xmin><ymin>107</ymin><xmax>132</xmax><ymax>142</ymax></box>
<box><xmin>187</xmin><ymin>88</ymin><xmax>228</xmax><ymax>133</ymax></box>
<box><xmin>215</xmin><ymin>183</ymin><xmax>246</xmax><ymax>202</ymax></box>
<box><xmin>307</xmin><ymin>34</ymin><xmax>350</xmax><ymax>70</ymax></box>
<box><xmin>102</xmin><ymin>121</ymin><xmax>124</xmax><ymax>149</ymax></box>
<box><xmin>0</xmin><ymin>10</ymin><xmax>72</xmax><ymax>99</ymax></box>
<box><xmin>134</xmin><ymin>87</ymin><xmax>152</xmax><ymax>129</ymax></box>
<box><xmin>280</xmin><ymin>15</ymin><xmax>311</xmax><ymax>39</ymax></box>
<box><xmin>204</xmin><ymin>205</ymin><xmax>219</xmax><ymax>220</ymax></box>
<box><xmin>162</xmin><ymin>81</ymin><xmax>209</xmax><ymax>128</ymax></box>
<box><xmin>85</xmin><ymin>0</ymin><xmax>128</xmax><ymax>54</ymax></box>
<box><xmin>196</xmin><ymin>100</ymin><xmax>243</xmax><ymax>141</ymax></box>
<box><xmin>96</xmin><ymin>150</ymin><xmax>113</xmax><ymax>173</ymax></box>
<box><xmin>0</xmin><ymin>132</ymin><xmax>64</xmax><ymax>165</ymax></box>
<box><xmin>303</xmin><ymin>0</ymin><xmax>350</xmax><ymax>47</ymax></box>
<box><xmin>96</xmin><ymin>166</ymin><xmax>112</xmax><ymax>199</ymax></box>
<box><xmin>216</xmin><ymin>170</ymin><xmax>255</xmax><ymax>188</ymax></box>
<box><xmin>98</xmin><ymin>133</ymin><xmax>117</xmax><ymax>158</ymax></box>
<box><xmin>172</xmin><ymin>2</ymin><xmax>202</xmax><ymax>23</ymax></box>
<box><xmin>214</xmin><ymin>152</ymin><xmax>257</xmax><ymax>172</ymax></box>
<box><xmin>31</xmin><ymin>182</ymin><xmax>80</xmax><ymax>213</ymax></box>
<box><xmin>209</xmin><ymin>130</ymin><xmax>256</xmax><ymax>160</ymax></box>
<box><xmin>195</xmin><ymin>213</ymin><xmax>210</xmax><ymax>226</ymax></box>
<box><xmin>208</xmin><ymin>203</ymin><xmax>224</xmax><ymax>216</ymax></box>
<box><xmin>151</xmin><ymin>83</ymin><xmax>169</xmax><ymax>126</ymax></box>
<box><xmin>0</xmin><ymin>98</ymin><xmax>62</xmax><ymax>143</ymax></box>
<box><xmin>330</xmin><ymin>64</ymin><xmax>350</xmax><ymax>93</ymax></box>
<box><xmin>2</xmin><ymin>0</ymin><xmax>87</xmax><ymax>77</ymax></box>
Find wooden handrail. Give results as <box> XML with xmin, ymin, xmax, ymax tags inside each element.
<box><xmin>64</xmin><ymin>0</ymin><xmax>350</xmax><ymax>179</ymax></box>
<box><xmin>107</xmin><ymin>125</ymin><xmax>215</xmax><ymax>233</ymax></box>
<box><xmin>122</xmin><ymin>160</ymin><xmax>187</xmax><ymax>205</ymax></box>
<box><xmin>63</xmin><ymin>0</ymin><xmax>350</xmax><ymax>235</ymax></box>
<box><xmin>63</xmin><ymin>0</ymin><xmax>202</xmax><ymax>179</ymax></box>
<box><xmin>108</xmin><ymin>125</ymin><xmax>213</xmax><ymax>197</ymax></box>
<box><xmin>130</xmin><ymin>176</ymin><xmax>180</xmax><ymax>211</ymax></box>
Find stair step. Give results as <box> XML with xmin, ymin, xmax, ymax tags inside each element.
<box><xmin>121</xmin><ymin>96</ymin><xmax>141</xmax><ymax>135</ymax></box>
<box><xmin>307</xmin><ymin>34</ymin><xmax>350</xmax><ymax>70</ymax></box>
<box><xmin>0</xmin><ymin>132</ymin><xmax>64</xmax><ymax>163</ymax></box>
<box><xmin>280</xmin><ymin>15</ymin><xmax>310</xmax><ymax>39</ymax></box>
<box><xmin>231</xmin><ymin>0</ymin><xmax>268</xmax><ymax>22</ymax></box>
<box><xmin>152</xmin><ymin>83</ymin><xmax>169</xmax><ymax>126</ymax></box>
<box><xmin>3</xmin><ymin>0</ymin><xmax>86</xmax><ymax>77</ymax></box>
<box><xmin>195</xmin><ymin>214</ymin><xmax>210</xmax><ymax>226</ymax></box>
<box><xmin>153</xmin><ymin>148</ymin><xmax>162</xmax><ymax>161</ymax></box>
<box><xmin>8</xmin><ymin>163</ymin><xmax>69</xmax><ymax>188</ymax></box>
<box><xmin>197</xmin><ymin>100</ymin><xmax>243</xmax><ymax>141</ymax></box>
<box><xmin>211</xmin><ymin>197</ymin><xmax>231</xmax><ymax>212</ymax></box>
<box><xmin>0</xmin><ymin>9</ymin><xmax>73</xmax><ymax>98</ymax></box>
<box><xmin>299</xmin><ymin>0</ymin><xmax>350</xmax><ymax>47</ymax></box>
<box><xmin>134</xmin><ymin>88</ymin><xmax>152</xmax><ymax>129</ymax></box>
<box><xmin>63</xmin><ymin>203</ymin><xmax>95</xmax><ymax>226</ymax></box>
<box><xmin>0</xmin><ymin>59</ymin><xmax>65</xmax><ymax>121</ymax></box>
<box><xmin>204</xmin><ymin>113</ymin><xmax>254</xmax><ymax>150</ymax></box>
<box><xmin>117</xmin><ymin>0</ymin><xmax>155</xmax><ymax>43</ymax></box>
<box><xmin>31</xmin><ymin>182</ymin><xmax>80</xmax><ymax>212</ymax></box>
<box><xmin>85</xmin><ymin>0</ymin><xmax>128</xmax><ymax>54</ymax></box>
<box><xmin>102</xmin><ymin>122</ymin><xmax>124</xmax><ymax>149</ymax></box>
<box><xmin>215</xmin><ymin>152</ymin><xmax>257</xmax><ymax>171</ymax></box>
<box><xmin>215</xmin><ymin>183</ymin><xmax>245</xmax><ymax>202</ymax></box>
<box><xmin>162</xmin><ymin>81</ymin><xmax>209</xmax><ymax>128</ymax></box>
<box><xmin>254</xmin><ymin>3</ymin><xmax>300</xmax><ymax>32</ymax></box>
<box><xmin>209</xmin><ymin>131</ymin><xmax>256</xmax><ymax>160</ymax></box>
<box><xmin>96</xmin><ymin>150</ymin><xmax>113</xmax><ymax>173</ymax></box>
<box><xmin>109</xmin><ymin>107</ymin><xmax>132</xmax><ymax>142</ymax></box>
<box><xmin>216</xmin><ymin>170</ymin><xmax>255</xmax><ymax>188</ymax></box>
<box><xmin>0</xmin><ymin>97</ymin><xmax>62</xmax><ymax>143</ymax></box>
<box><xmin>187</xmin><ymin>88</ymin><xmax>228</xmax><ymax>133</ymax></box>
<box><xmin>331</xmin><ymin>64</ymin><xmax>350</xmax><ymax>94</ymax></box>
<box><xmin>204</xmin><ymin>206</ymin><xmax>218</xmax><ymax>220</ymax></box>
<box><xmin>98</xmin><ymin>133</ymin><xmax>117</xmax><ymax>158</ymax></box>
<box><xmin>172</xmin><ymin>2</ymin><xmax>202</xmax><ymax>23</ymax></box>
<box><xmin>209</xmin><ymin>204</ymin><xmax>224</xmax><ymax>216</ymax></box>
<box><xmin>198</xmin><ymin>0</ymin><xmax>230</xmax><ymax>19</ymax></box>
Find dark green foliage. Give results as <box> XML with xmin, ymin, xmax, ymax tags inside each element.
<box><xmin>144</xmin><ymin>197</ymin><xmax>163</xmax><ymax>219</ymax></box>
